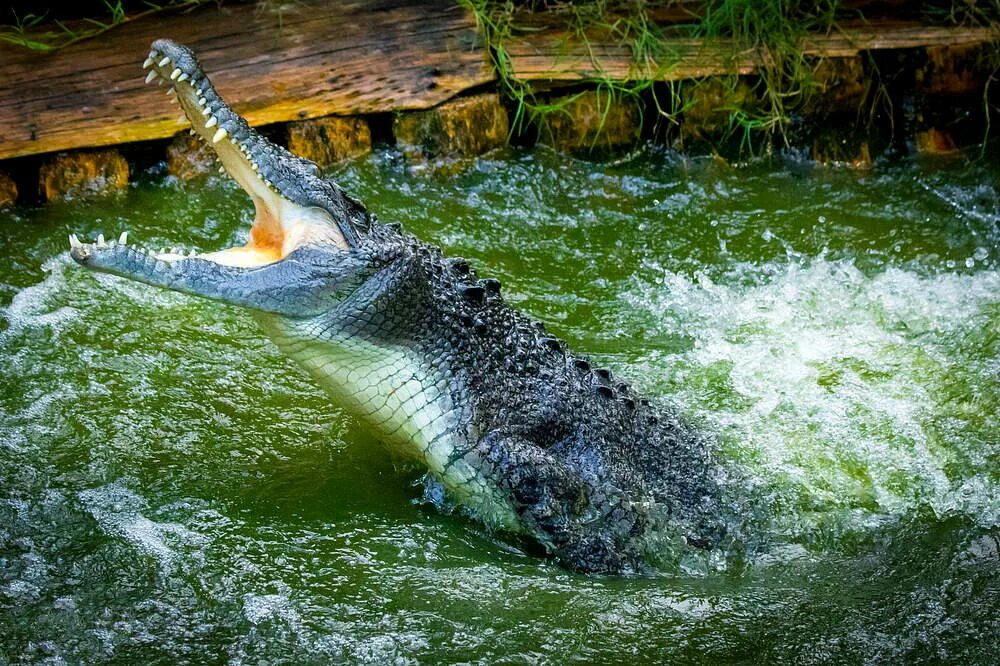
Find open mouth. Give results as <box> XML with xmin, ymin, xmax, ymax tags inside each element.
<box><xmin>70</xmin><ymin>39</ymin><xmax>346</xmax><ymax>269</ymax></box>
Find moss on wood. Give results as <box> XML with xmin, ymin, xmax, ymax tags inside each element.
<box><xmin>540</xmin><ymin>90</ymin><xmax>642</xmax><ymax>155</ymax></box>
<box><xmin>287</xmin><ymin>116</ymin><xmax>372</xmax><ymax>168</ymax></box>
<box><xmin>166</xmin><ymin>133</ymin><xmax>216</xmax><ymax>180</ymax></box>
<box><xmin>0</xmin><ymin>171</ymin><xmax>16</xmax><ymax>207</ymax></box>
<box><xmin>394</xmin><ymin>93</ymin><xmax>509</xmax><ymax>160</ymax></box>
<box><xmin>915</xmin><ymin>128</ymin><xmax>960</xmax><ymax>155</ymax></box>
<box><xmin>38</xmin><ymin>150</ymin><xmax>128</xmax><ymax>201</ymax></box>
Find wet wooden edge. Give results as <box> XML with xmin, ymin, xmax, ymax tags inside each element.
<box><xmin>0</xmin><ymin>3</ymin><xmax>994</xmax><ymax>161</ymax></box>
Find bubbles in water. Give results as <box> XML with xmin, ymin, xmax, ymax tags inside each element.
<box><xmin>78</xmin><ymin>482</ymin><xmax>207</xmax><ymax>569</ymax></box>
<box><xmin>627</xmin><ymin>257</ymin><xmax>1000</xmax><ymax>545</ymax></box>
<box><xmin>1</xmin><ymin>255</ymin><xmax>79</xmax><ymax>340</ymax></box>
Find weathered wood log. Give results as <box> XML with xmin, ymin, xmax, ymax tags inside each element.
<box><xmin>915</xmin><ymin>128</ymin><xmax>959</xmax><ymax>155</ymax></box>
<box><xmin>506</xmin><ymin>21</ymin><xmax>997</xmax><ymax>83</ymax></box>
<box><xmin>287</xmin><ymin>116</ymin><xmax>372</xmax><ymax>167</ymax></box>
<box><xmin>394</xmin><ymin>93</ymin><xmax>509</xmax><ymax>160</ymax></box>
<box><xmin>0</xmin><ymin>171</ymin><xmax>16</xmax><ymax>207</ymax></box>
<box><xmin>38</xmin><ymin>150</ymin><xmax>129</xmax><ymax>201</ymax></box>
<box><xmin>0</xmin><ymin>2</ymin><xmax>996</xmax><ymax>163</ymax></box>
<box><xmin>166</xmin><ymin>133</ymin><xmax>216</xmax><ymax>180</ymax></box>
<box><xmin>0</xmin><ymin>0</ymin><xmax>492</xmax><ymax>160</ymax></box>
<box><xmin>539</xmin><ymin>91</ymin><xmax>641</xmax><ymax>154</ymax></box>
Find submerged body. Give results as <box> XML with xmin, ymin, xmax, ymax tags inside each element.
<box><xmin>70</xmin><ymin>40</ymin><xmax>721</xmax><ymax>573</ymax></box>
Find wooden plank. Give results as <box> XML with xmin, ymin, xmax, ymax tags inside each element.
<box><xmin>507</xmin><ymin>21</ymin><xmax>997</xmax><ymax>83</ymax></box>
<box><xmin>0</xmin><ymin>0</ymin><xmax>493</xmax><ymax>160</ymax></box>
<box><xmin>1</xmin><ymin>3</ymin><xmax>994</xmax><ymax>162</ymax></box>
<box><xmin>508</xmin><ymin>37</ymin><xmax>757</xmax><ymax>82</ymax></box>
<box><xmin>802</xmin><ymin>21</ymin><xmax>997</xmax><ymax>56</ymax></box>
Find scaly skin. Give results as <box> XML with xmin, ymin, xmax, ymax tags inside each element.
<box><xmin>69</xmin><ymin>40</ymin><xmax>723</xmax><ymax>573</ymax></box>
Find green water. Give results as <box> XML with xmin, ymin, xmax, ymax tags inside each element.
<box><xmin>1</xmin><ymin>146</ymin><xmax>998</xmax><ymax>663</ymax></box>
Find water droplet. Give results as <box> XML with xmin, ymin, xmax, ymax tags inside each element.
<box><xmin>965</xmin><ymin>257</ymin><xmax>975</xmax><ymax>268</ymax></box>
<box><xmin>973</xmin><ymin>246</ymin><xmax>988</xmax><ymax>261</ymax></box>
<box><xmin>817</xmin><ymin>215</ymin><xmax>826</xmax><ymax>223</ymax></box>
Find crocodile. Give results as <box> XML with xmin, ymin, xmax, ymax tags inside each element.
<box><xmin>69</xmin><ymin>39</ymin><xmax>723</xmax><ymax>574</ymax></box>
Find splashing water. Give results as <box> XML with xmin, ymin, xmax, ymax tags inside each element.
<box><xmin>0</xmin><ymin>147</ymin><xmax>997</xmax><ymax>663</ymax></box>
<box><xmin>628</xmin><ymin>258</ymin><xmax>999</xmax><ymax>548</ymax></box>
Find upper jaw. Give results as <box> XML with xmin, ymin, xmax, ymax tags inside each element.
<box><xmin>143</xmin><ymin>40</ymin><xmax>354</xmax><ymax>261</ymax></box>
<box><xmin>144</xmin><ymin>38</ymin><xmax>323</xmax><ymax>253</ymax></box>
<box><xmin>69</xmin><ymin>39</ymin><xmax>355</xmax><ymax>278</ymax></box>
<box><xmin>145</xmin><ymin>39</ymin><xmax>291</xmax><ymax>204</ymax></box>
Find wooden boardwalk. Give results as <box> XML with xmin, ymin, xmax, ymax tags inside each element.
<box><xmin>0</xmin><ymin>0</ymin><xmax>994</xmax><ymax>161</ymax></box>
<box><xmin>0</xmin><ymin>0</ymin><xmax>492</xmax><ymax>160</ymax></box>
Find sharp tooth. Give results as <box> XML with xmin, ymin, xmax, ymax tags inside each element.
<box><xmin>158</xmin><ymin>56</ymin><xmax>171</xmax><ymax>67</ymax></box>
<box><xmin>205</xmin><ymin>115</ymin><xmax>217</xmax><ymax>128</ymax></box>
<box><xmin>170</xmin><ymin>68</ymin><xmax>181</xmax><ymax>80</ymax></box>
<box><xmin>167</xmin><ymin>87</ymin><xmax>176</xmax><ymax>96</ymax></box>
<box><xmin>212</xmin><ymin>127</ymin><xmax>228</xmax><ymax>143</ymax></box>
<box><xmin>189</xmin><ymin>129</ymin><xmax>197</xmax><ymax>136</ymax></box>
<box><xmin>119</xmin><ymin>231</ymin><xmax>128</xmax><ymax>244</ymax></box>
<box><xmin>177</xmin><ymin>73</ymin><xmax>189</xmax><ymax>83</ymax></box>
<box><xmin>145</xmin><ymin>71</ymin><xmax>159</xmax><ymax>83</ymax></box>
<box><xmin>142</xmin><ymin>57</ymin><xmax>154</xmax><ymax>69</ymax></box>
<box><xmin>251</xmin><ymin>162</ymin><xmax>259</xmax><ymax>171</ymax></box>
<box><xmin>188</xmin><ymin>249</ymin><xmax>197</xmax><ymax>257</ymax></box>
<box><xmin>198</xmin><ymin>97</ymin><xmax>207</xmax><ymax>107</ymax></box>
<box><xmin>69</xmin><ymin>233</ymin><xmax>81</xmax><ymax>248</ymax></box>
<box><xmin>218</xmin><ymin>166</ymin><xmax>226</xmax><ymax>174</ymax></box>
<box><xmin>201</xmin><ymin>106</ymin><xmax>212</xmax><ymax>116</ymax></box>
<box><xmin>97</xmin><ymin>233</ymin><xmax>105</xmax><ymax>246</ymax></box>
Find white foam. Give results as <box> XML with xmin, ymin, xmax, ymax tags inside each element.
<box><xmin>78</xmin><ymin>482</ymin><xmax>206</xmax><ymax>568</ymax></box>
<box><xmin>1</xmin><ymin>255</ymin><xmax>79</xmax><ymax>340</ymax></box>
<box><xmin>627</xmin><ymin>257</ymin><xmax>1000</xmax><ymax>534</ymax></box>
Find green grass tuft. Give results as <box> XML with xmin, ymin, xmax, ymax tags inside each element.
<box><xmin>461</xmin><ymin>0</ymin><xmax>1000</xmax><ymax>157</ymax></box>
